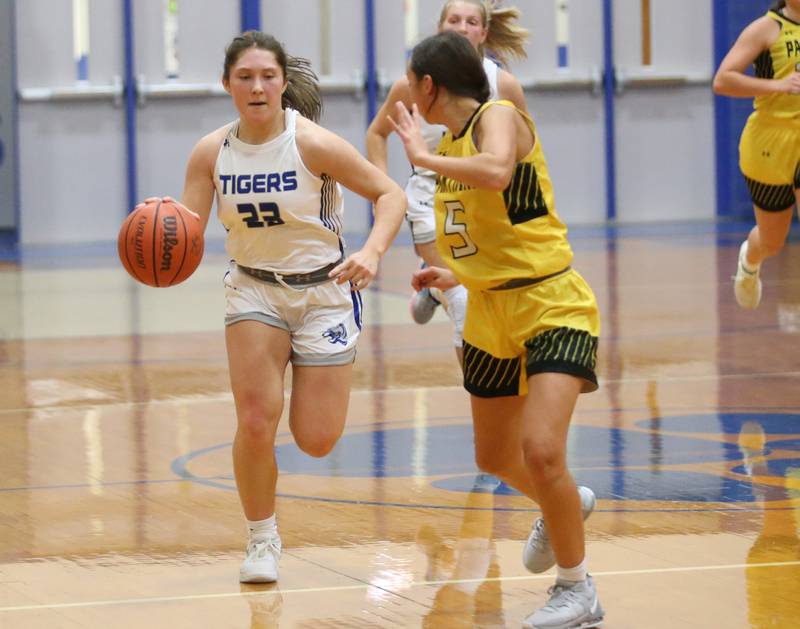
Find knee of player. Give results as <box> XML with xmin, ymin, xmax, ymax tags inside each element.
<box><xmin>294</xmin><ymin>430</ymin><xmax>340</xmax><ymax>458</ymax></box>
<box><xmin>236</xmin><ymin>407</ymin><xmax>281</xmax><ymax>443</ymax></box>
<box><xmin>521</xmin><ymin>441</ymin><xmax>567</xmax><ymax>485</ymax></box>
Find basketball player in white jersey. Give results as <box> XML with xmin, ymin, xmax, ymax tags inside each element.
<box><xmin>366</xmin><ymin>0</ymin><xmax>530</xmax><ymax>365</ymax></box>
<box><xmin>139</xmin><ymin>31</ymin><xmax>405</xmax><ymax>583</ymax></box>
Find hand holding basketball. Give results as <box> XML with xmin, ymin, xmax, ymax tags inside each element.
<box><xmin>118</xmin><ymin>198</ymin><xmax>204</xmax><ymax>287</ymax></box>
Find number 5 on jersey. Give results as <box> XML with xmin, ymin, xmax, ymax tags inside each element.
<box><xmin>444</xmin><ymin>200</ymin><xmax>478</xmax><ymax>258</ymax></box>
<box><xmin>237</xmin><ymin>202</ymin><xmax>285</xmax><ymax>228</ymax></box>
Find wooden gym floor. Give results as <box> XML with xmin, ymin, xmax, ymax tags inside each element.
<box><xmin>1</xmin><ymin>222</ymin><xmax>799</xmax><ymax>628</ymax></box>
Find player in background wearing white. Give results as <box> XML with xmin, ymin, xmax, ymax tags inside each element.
<box><xmin>367</xmin><ymin>0</ymin><xmax>529</xmax><ymax>365</ymax></box>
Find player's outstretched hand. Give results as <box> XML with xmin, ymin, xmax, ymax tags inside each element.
<box><xmin>388</xmin><ymin>102</ymin><xmax>430</xmax><ymax>166</ymax></box>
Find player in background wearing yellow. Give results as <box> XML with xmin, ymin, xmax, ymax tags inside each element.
<box><xmin>367</xmin><ymin>0</ymin><xmax>529</xmax><ymax>365</ymax></box>
<box><xmin>714</xmin><ymin>0</ymin><xmax>800</xmax><ymax>309</ymax></box>
<box><xmin>390</xmin><ymin>31</ymin><xmax>603</xmax><ymax>629</ymax></box>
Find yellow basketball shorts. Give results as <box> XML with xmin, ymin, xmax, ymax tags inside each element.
<box><xmin>739</xmin><ymin>112</ymin><xmax>800</xmax><ymax>212</ymax></box>
<box><xmin>462</xmin><ymin>269</ymin><xmax>600</xmax><ymax>398</ymax></box>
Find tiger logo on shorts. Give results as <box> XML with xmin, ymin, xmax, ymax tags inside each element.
<box><xmin>323</xmin><ymin>323</ymin><xmax>348</xmax><ymax>346</ymax></box>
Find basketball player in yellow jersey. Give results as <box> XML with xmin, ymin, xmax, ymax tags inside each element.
<box><xmin>390</xmin><ymin>31</ymin><xmax>603</xmax><ymax>629</ymax></box>
<box><xmin>714</xmin><ymin>0</ymin><xmax>800</xmax><ymax>309</ymax></box>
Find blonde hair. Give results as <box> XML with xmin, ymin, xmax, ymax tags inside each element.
<box><xmin>438</xmin><ymin>0</ymin><xmax>529</xmax><ymax>67</ymax></box>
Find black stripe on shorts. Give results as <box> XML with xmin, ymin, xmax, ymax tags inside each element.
<box><xmin>463</xmin><ymin>342</ymin><xmax>521</xmax><ymax>398</ymax></box>
<box><xmin>525</xmin><ymin>327</ymin><xmax>598</xmax><ymax>388</ymax></box>
<box><xmin>744</xmin><ymin>176</ymin><xmax>795</xmax><ymax>212</ymax></box>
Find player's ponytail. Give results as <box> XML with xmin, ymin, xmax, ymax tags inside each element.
<box><xmin>483</xmin><ymin>1</ymin><xmax>529</xmax><ymax>67</ymax></box>
<box><xmin>223</xmin><ymin>31</ymin><xmax>322</xmax><ymax>122</ymax></box>
<box><xmin>283</xmin><ymin>55</ymin><xmax>322</xmax><ymax>123</ymax></box>
<box><xmin>770</xmin><ymin>1</ymin><xmax>787</xmax><ymax>11</ymax></box>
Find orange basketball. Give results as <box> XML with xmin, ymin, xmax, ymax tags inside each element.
<box><xmin>117</xmin><ymin>200</ymin><xmax>204</xmax><ymax>287</ymax></box>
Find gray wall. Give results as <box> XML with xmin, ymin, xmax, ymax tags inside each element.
<box><xmin>16</xmin><ymin>0</ymin><xmax>127</xmax><ymax>245</ymax></box>
<box><xmin>0</xmin><ymin>0</ymin><xmax>18</xmax><ymax>230</ymax></box>
<box><xmin>14</xmin><ymin>0</ymin><xmax>717</xmax><ymax>245</ymax></box>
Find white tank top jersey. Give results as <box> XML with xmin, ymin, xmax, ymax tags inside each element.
<box><xmin>214</xmin><ymin>108</ymin><xmax>344</xmax><ymax>273</ymax></box>
<box><xmin>406</xmin><ymin>57</ymin><xmax>501</xmax><ymax>201</ymax></box>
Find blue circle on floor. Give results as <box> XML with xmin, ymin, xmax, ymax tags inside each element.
<box><xmin>431</xmin><ymin>470</ymin><xmax>787</xmax><ymax>502</ymax></box>
<box><xmin>273</xmin><ymin>423</ymin><xmax>744</xmax><ymax>478</ymax></box>
<box><xmin>634</xmin><ymin>413</ymin><xmax>800</xmax><ymax>435</ymax></box>
<box><xmin>768</xmin><ymin>439</ymin><xmax>800</xmax><ymax>451</ymax></box>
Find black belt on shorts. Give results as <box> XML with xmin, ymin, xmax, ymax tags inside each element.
<box><xmin>488</xmin><ymin>266</ymin><xmax>571</xmax><ymax>291</ymax></box>
<box><xmin>237</xmin><ymin>258</ymin><xmax>342</xmax><ymax>287</ymax></box>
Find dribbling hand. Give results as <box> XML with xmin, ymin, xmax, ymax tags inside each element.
<box><xmin>135</xmin><ymin>196</ymin><xmax>201</xmax><ymax>220</ymax></box>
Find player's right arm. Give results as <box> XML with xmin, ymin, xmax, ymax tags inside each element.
<box><xmin>366</xmin><ymin>77</ymin><xmax>413</xmax><ymax>174</ymax></box>
<box><xmin>713</xmin><ymin>16</ymin><xmax>800</xmax><ymax>97</ymax></box>
<box><xmin>180</xmin><ymin>128</ymin><xmax>226</xmax><ymax>232</ymax></box>
<box><xmin>134</xmin><ymin>128</ymin><xmax>223</xmax><ymax>230</ymax></box>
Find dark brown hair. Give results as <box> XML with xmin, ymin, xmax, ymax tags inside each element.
<box><xmin>223</xmin><ymin>31</ymin><xmax>322</xmax><ymax>122</ymax></box>
<box><xmin>410</xmin><ymin>31</ymin><xmax>491</xmax><ymax>103</ymax></box>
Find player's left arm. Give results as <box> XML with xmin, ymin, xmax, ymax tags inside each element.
<box><xmin>296</xmin><ymin>118</ymin><xmax>406</xmax><ymax>288</ymax></box>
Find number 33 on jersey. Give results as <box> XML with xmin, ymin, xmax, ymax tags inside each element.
<box><xmin>214</xmin><ymin>110</ymin><xmax>345</xmax><ymax>272</ymax></box>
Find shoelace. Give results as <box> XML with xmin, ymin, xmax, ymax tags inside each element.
<box><xmin>248</xmin><ymin>539</ymin><xmax>280</xmax><ymax>560</ymax></box>
<box><xmin>542</xmin><ymin>583</ymin><xmax>588</xmax><ymax>611</ymax></box>
<box><xmin>529</xmin><ymin>518</ymin><xmax>549</xmax><ymax>547</ymax></box>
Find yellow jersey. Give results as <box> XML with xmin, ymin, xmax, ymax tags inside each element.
<box><xmin>753</xmin><ymin>10</ymin><xmax>800</xmax><ymax>118</ymax></box>
<box><xmin>434</xmin><ymin>100</ymin><xmax>573</xmax><ymax>292</ymax></box>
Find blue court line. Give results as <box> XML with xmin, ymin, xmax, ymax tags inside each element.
<box><xmin>0</xmin><ymin>476</ymin><xmax>796</xmax><ymax>514</ymax></box>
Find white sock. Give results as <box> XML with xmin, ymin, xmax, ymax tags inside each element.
<box><xmin>443</xmin><ymin>284</ymin><xmax>468</xmax><ymax>346</ymax></box>
<box><xmin>740</xmin><ymin>241</ymin><xmax>759</xmax><ymax>273</ymax></box>
<box><xmin>557</xmin><ymin>557</ymin><xmax>588</xmax><ymax>584</ymax></box>
<box><xmin>247</xmin><ymin>514</ymin><xmax>278</xmax><ymax>541</ymax></box>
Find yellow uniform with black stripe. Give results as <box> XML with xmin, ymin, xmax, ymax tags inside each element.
<box><xmin>434</xmin><ymin>100</ymin><xmax>600</xmax><ymax>398</ymax></box>
<box><xmin>739</xmin><ymin>9</ymin><xmax>800</xmax><ymax>211</ymax></box>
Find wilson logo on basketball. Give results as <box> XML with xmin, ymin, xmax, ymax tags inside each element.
<box><xmin>134</xmin><ymin>215</ymin><xmax>148</xmax><ymax>269</ymax></box>
<box><xmin>160</xmin><ymin>215</ymin><xmax>179</xmax><ymax>271</ymax></box>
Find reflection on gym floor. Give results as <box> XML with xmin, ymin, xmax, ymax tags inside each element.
<box><xmin>1</xmin><ymin>224</ymin><xmax>800</xmax><ymax>628</ymax></box>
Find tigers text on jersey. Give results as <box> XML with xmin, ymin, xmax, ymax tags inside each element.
<box><xmin>434</xmin><ymin>100</ymin><xmax>573</xmax><ymax>292</ymax></box>
<box><xmin>406</xmin><ymin>57</ymin><xmax>502</xmax><ymax>202</ymax></box>
<box><xmin>754</xmin><ymin>9</ymin><xmax>800</xmax><ymax>119</ymax></box>
<box><xmin>215</xmin><ymin>108</ymin><xmax>344</xmax><ymax>273</ymax></box>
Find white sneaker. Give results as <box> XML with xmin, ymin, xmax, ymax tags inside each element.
<box><xmin>734</xmin><ymin>241</ymin><xmax>762</xmax><ymax>309</ymax></box>
<box><xmin>410</xmin><ymin>287</ymin><xmax>441</xmax><ymax>324</ymax></box>
<box><xmin>240</xmin><ymin>536</ymin><xmax>282</xmax><ymax>583</ymax></box>
<box><xmin>522</xmin><ymin>575</ymin><xmax>604</xmax><ymax>629</ymax></box>
<box><xmin>523</xmin><ymin>486</ymin><xmax>596</xmax><ymax>574</ymax></box>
